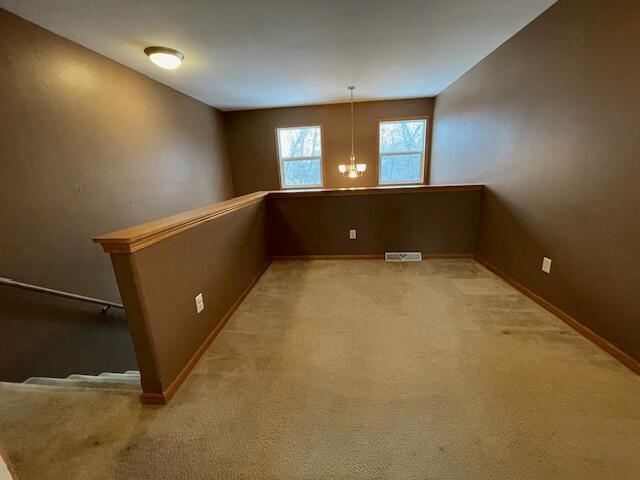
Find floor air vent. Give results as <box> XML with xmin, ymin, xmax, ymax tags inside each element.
<box><xmin>385</xmin><ymin>252</ymin><xmax>422</xmax><ymax>262</ymax></box>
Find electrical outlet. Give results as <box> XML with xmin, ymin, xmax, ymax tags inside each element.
<box><xmin>542</xmin><ymin>257</ymin><xmax>552</xmax><ymax>274</ymax></box>
<box><xmin>195</xmin><ymin>293</ymin><xmax>205</xmax><ymax>313</ymax></box>
<box><xmin>349</xmin><ymin>229</ymin><xmax>357</xmax><ymax>240</ymax></box>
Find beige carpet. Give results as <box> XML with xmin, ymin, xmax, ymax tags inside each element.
<box><xmin>1</xmin><ymin>259</ymin><xmax>639</xmax><ymax>479</ymax></box>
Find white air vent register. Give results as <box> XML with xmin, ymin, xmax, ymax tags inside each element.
<box><xmin>385</xmin><ymin>252</ymin><xmax>422</xmax><ymax>262</ymax></box>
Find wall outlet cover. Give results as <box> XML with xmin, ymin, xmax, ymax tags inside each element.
<box><xmin>195</xmin><ymin>293</ymin><xmax>205</xmax><ymax>313</ymax></box>
<box><xmin>349</xmin><ymin>229</ymin><xmax>357</xmax><ymax>240</ymax></box>
<box><xmin>542</xmin><ymin>257</ymin><xmax>552</xmax><ymax>274</ymax></box>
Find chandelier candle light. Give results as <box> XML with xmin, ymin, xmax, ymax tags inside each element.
<box><xmin>338</xmin><ymin>86</ymin><xmax>367</xmax><ymax>178</ymax></box>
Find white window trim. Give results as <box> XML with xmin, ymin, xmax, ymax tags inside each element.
<box><xmin>276</xmin><ymin>125</ymin><xmax>324</xmax><ymax>189</ymax></box>
<box><xmin>378</xmin><ymin>119</ymin><xmax>428</xmax><ymax>186</ymax></box>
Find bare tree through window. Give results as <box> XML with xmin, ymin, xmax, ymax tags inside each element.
<box><xmin>379</xmin><ymin>119</ymin><xmax>427</xmax><ymax>184</ymax></box>
<box><xmin>277</xmin><ymin>126</ymin><xmax>323</xmax><ymax>188</ymax></box>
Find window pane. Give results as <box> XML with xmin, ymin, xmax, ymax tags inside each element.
<box><xmin>380</xmin><ymin>120</ymin><xmax>426</xmax><ymax>154</ymax></box>
<box><xmin>380</xmin><ymin>154</ymin><xmax>423</xmax><ymax>183</ymax></box>
<box><xmin>278</xmin><ymin>126</ymin><xmax>321</xmax><ymax>158</ymax></box>
<box><xmin>282</xmin><ymin>158</ymin><xmax>322</xmax><ymax>187</ymax></box>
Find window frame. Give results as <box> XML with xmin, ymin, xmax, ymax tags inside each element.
<box><xmin>377</xmin><ymin>116</ymin><xmax>429</xmax><ymax>186</ymax></box>
<box><xmin>274</xmin><ymin>123</ymin><xmax>325</xmax><ymax>190</ymax></box>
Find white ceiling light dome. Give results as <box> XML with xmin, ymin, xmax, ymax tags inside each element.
<box><xmin>144</xmin><ymin>46</ymin><xmax>184</xmax><ymax>70</ymax></box>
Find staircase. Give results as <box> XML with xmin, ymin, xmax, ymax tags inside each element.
<box><xmin>22</xmin><ymin>371</ymin><xmax>141</xmax><ymax>392</ymax></box>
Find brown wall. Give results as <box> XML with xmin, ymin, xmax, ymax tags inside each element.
<box><xmin>268</xmin><ymin>190</ymin><xmax>481</xmax><ymax>257</ymax></box>
<box><xmin>225</xmin><ymin>98</ymin><xmax>434</xmax><ymax>195</ymax></box>
<box><xmin>111</xmin><ymin>201</ymin><xmax>269</xmax><ymax>397</ymax></box>
<box><xmin>0</xmin><ymin>9</ymin><xmax>234</xmax><ymax>381</ymax></box>
<box><xmin>431</xmin><ymin>0</ymin><xmax>640</xmax><ymax>361</ymax></box>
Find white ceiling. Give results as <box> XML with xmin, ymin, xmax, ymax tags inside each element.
<box><xmin>1</xmin><ymin>0</ymin><xmax>555</xmax><ymax>110</ymax></box>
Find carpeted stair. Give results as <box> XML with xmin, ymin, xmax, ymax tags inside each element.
<box><xmin>22</xmin><ymin>370</ymin><xmax>140</xmax><ymax>392</ymax></box>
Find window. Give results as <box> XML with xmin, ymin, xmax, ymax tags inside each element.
<box><xmin>378</xmin><ymin>118</ymin><xmax>428</xmax><ymax>185</ymax></box>
<box><xmin>276</xmin><ymin>125</ymin><xmax>323</xmax><ymax>189</ymax></box>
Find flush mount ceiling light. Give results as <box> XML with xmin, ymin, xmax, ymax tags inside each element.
<box><xmin>338</xmin><ymin>86</ymin><xmax>366</xmax><ymax>179</ymax></box>
<box><xmin>144</xmin><ymin>46</ymin><xmax>184</xmax><ymax>70</ymax></box>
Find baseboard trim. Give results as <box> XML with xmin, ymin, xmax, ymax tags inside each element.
<box><xmin>271</xmin><ymin>254</ymin><xmax>383</xmax><ymax>260</ymax></box>
<box><xmin>271</xmin><ymin>253</ymin><xmax>474</xmax><ymax>261</ymax></box>
<box><xmin>140</xmin><ymin>392</ymin><xmax>166</xmax><ymax>405</ymax></box>
<box><xmin>474</xmin><ymin>255</ymin><xmax>640</xmax><ymax>376</ymax></box>
<box><xmin>140</xmin><ymin>259</ymin><xmax>272</xmax><ymax>405</ymax></box>
<box><xmin>422</xmin><ymin>253</ymin><xmax>474</xmax><ymax>259</ymax></box>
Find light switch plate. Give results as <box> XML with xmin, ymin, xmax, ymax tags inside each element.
<box><xmin>195</xmin><ymin>293</ymin><xmax>205</xmax><ymax>313</ymax></box>
<box><xmin>542</xmin><ymin>257</ymin><xmax>552</xmax><ymax>274</ymax></box>
<box><xmin>349</xmin><ymin>229</ymin><xmax>357</xmax><ymax>240</ymax></box>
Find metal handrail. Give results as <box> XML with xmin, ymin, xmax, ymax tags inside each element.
<box><xmin>0</xmin><ymin>276</ymin><xmax>124</xmax><ymax>313</ymax></box>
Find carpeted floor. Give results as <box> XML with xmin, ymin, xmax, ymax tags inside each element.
<box><xmin>1</xmin><ymin>259</ymin><xmax>639</xmax><ymax>479</ymax></box>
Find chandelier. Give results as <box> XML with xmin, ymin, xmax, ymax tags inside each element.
<box><xmin>338</xmin><ymin>86</ymin><xmax>366</xmax><ymax>178</ymax></box>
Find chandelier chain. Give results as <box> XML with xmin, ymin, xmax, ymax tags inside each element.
<box><xmin>338</xmin><ymin>85</ymin><xmax>366</xmax><ymax>178</ymax></box>
<box><xmin>350</xmin><ymin>86</ymin><xmax>355</xmax><ymax>161</ymax></box>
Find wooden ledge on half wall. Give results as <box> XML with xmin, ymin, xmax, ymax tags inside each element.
<box><xmin>93</xmin><ymin>191</ymin><xmax>269</xmax><ymax>254</ymax></box>
<box><xmin>93</xmin><ymin>184</ymin><xmax>484</xmax><ymax>254</ymax></box>
<box><xmin>267</xmin><ymin>183</ymin><xmax>484</xmax><ymax>198</ymax></box>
